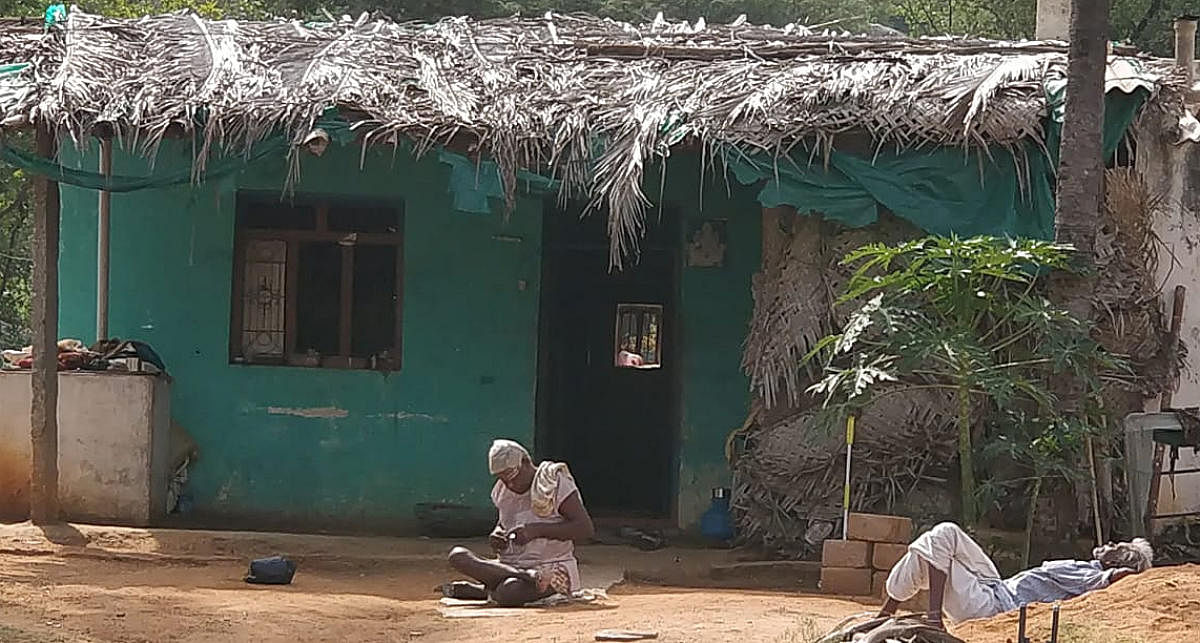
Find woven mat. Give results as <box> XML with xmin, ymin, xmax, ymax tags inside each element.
<box><xmin>437</xmin><ymin>589</ymin><xmax>615</xmax><ymax>619</ymax></box>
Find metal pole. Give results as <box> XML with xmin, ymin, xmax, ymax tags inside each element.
<box><xmin>842</xmin><ymin>415</ymin><xmax>855</xmax><ymax>540</ymax></box>
<box><xmin>96</xmin><ymin>137</ymin><xmax>111</xmax><ymax>342</ymax></box>
<box><xmin>1049</xmin><ymin>602</ymin><xmax>1061</xmax><ymax>643</ymax></box>
<box><xmin>1017</xmin><ymin>604</ymin><xmax>1027</xmax><ymax>643</ymax></box>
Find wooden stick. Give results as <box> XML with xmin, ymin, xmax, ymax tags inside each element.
<box><xmin>1086</xmin><ymin>435</ymin><xmax>1103</xmax><ymax>545</ymax></box>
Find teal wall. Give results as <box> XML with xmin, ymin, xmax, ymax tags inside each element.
<box><xmin>55</xmin><ymin>142</ymin><xmax>758</xmax><ymax>532</ymax></box>
<box><xmin>59</xmin><ymin>142</ymin><xmax>543</xmax><ymax>531</ymax></box>
<box><xmin>666</xmin><ymin>162</ymin><xmax>761</xmax><ymax>525</ymax></box>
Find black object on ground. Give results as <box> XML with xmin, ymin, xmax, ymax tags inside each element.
<box><xmin>244</xmin><ymin>556</ymin><xmax>297</xmax><ymax>585</ymax></box>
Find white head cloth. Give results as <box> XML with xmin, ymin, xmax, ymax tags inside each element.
<box><xmin>488</xmin><ymin>439</ymin><xmax>530</xmax><ymax>474</ymax></box>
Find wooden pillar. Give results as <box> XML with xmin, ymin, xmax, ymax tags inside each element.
<box><xmin>29</xmin><ymin>125</ymin><xmax>60</xmax><ymax>524</ymax></box>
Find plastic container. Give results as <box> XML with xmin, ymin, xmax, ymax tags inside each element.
<box><xmin>700</xmin><ymin>487</ymin><xmax>735</xmax><ymax>542</ymax></box>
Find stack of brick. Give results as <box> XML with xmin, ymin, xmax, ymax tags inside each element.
<box><xmin>820</xmin><ymin>513</ymin><xmax>926</xmax><ymax>609</ymax></box>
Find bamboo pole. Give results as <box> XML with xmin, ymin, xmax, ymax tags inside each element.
<box><xmin>1086</xmin><ymin>435</ymin><xmax>1102</xmax><ymax>544</ymax></box>
<box><xmin>842</xmin><ymin>414</ymin><xmax>855</xmax><ymax>540</ymax></box>
<box><xmin>97</xmin><ymin>137</ymin><xmax>111</xmax><ymax>341</ymax></box>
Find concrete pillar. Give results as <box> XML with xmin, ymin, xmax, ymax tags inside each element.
<box><xmin>1035</xmin><ymin>0</ymin><xmax>1071</xmax><ymax>41</ymax></box>
<box><xmin>1176</xmin><ymin>17</ymin><xmax>1197</xmax><ymax>86</ymax></box>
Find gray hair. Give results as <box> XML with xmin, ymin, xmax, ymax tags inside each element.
<box><xmin>1092</xmin><ymin>538</ymin><xmax>1154</xmax><ymax>572</ymax></box>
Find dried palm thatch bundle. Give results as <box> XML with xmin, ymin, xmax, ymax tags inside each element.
<box><xmin>0</xmin><ymin>21</ymin><xmax>40</xmax><ymax>64</ymax></box>
<box><xmin>815</xmin><ymin>614</ymin><xmax>966</xmax><ymax>643</ymax></box>
<box><xmin>0</xmin><ymin>10</ymin><xmax>1185</xmax><ymax>265</ymax></box>
<box><xmin>734</xmin><ymin>187</ymin><xmax>1169</xmax><ymax>551</ymax></box>
<box><xmin>731</xmin><ymin>387</ymin><xmax>958</xmax><ymax>556</ymax></box>
<box><xmin>1093</xmin><ymin>166</ymin><xmax>1175</xmax><ymax>397</ymax></box>
<box><xmin>743</xmin><ymin>212</ymin><xmax>922</xmax><ymax>408</ymax></box>
<box><xmin>743</xmin><ymin>215</ymin><xmax>833</xmax><ymax>408</ymax></box>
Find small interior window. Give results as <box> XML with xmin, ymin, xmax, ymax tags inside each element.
<box><xmin>614</xmin><ymin>303</ymin><xmax>663</xmax><ymax>369</ymax></box>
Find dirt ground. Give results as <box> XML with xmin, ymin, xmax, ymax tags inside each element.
<box><xmin>955</xmin><ymin>563</ymin><xmax>1200</xmax><ymax>643</ymax></box>
<box><xmin>0</xmin><ymin>522</ymin><xmax>1197</xmax><ymax>643</ymax></box>
<box><xmin>0</xmin><ymin>522</ymin><xmax>871</xmax><ymax>643</ymax></box>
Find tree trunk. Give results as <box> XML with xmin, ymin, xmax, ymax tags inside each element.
<box><xmin>30</xmin><ymin>126</ymin><xmax>60</xmax><ymax>525</ymax></box>
<box><xmin>1048</xmin><ymin>0</ymin><xmax>1110</xmax><ymax>537</ymax></box>
<box><xmin>958</xmin><ymin>379</ymin><xmax>977</xmax><ymax>525</ymax></box>
<box><xmin>1023</xmin><ymin>476</ymin><xmax>1043</xmax><ymax>568</ymax></box>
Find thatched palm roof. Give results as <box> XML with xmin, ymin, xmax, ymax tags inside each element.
<box><xmin>0</xmin><ymin>10</ymin><xmax>1190</xmax><ymax>264</ymax></box>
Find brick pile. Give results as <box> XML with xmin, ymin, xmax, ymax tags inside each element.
<box><xmin>820</xmin><ymin>512</ymin><xmax>927</xmax><ymax>609</ymax></box>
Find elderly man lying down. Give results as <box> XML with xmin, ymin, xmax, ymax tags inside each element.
<box><xmin>877</xmin><ymin>522</ymin><xmax>1153</xmax><ymax>628</ymax></box>
<box><xmin>443</xmin><ymin>439</ymin><xmax>595</xmax><ymax>607</ymax></box>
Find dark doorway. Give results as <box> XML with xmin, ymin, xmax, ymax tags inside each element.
<box><xmin>535</xmin><ymin>204</ymin><xmax>681</xmax><ymax>519</ymax></box>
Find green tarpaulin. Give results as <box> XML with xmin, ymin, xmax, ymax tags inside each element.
<box><xmin>726</xmin><ymin>89</ymin><xmax>1146</xmax><ymax>240</ymax></box>
<box><xmin>0</xmin><ymin>117</ymin><xmax>354</xmax><ymax>193</ymax></box>
<box><xmin>0</xmin><ymin>137</ymin><xmax>287</xmax><ymax>192</ymax></box>
<box><xmin>437</xmin><ymin>149</ymin><xmax>557</xmax><ymax>214</ymax></box>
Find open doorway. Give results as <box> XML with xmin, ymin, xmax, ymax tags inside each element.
<box><xmin>535</xmin><ymin>203</ymin><xmax>681</xmax><ymax>519</ymax></box>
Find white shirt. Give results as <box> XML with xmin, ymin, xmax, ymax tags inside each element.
<box><xmin>491</xmin><ymin>468</ymin><xmax>580</xmax><ymax>570</ymax></box>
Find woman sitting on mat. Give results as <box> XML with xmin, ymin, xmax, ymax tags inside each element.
<box><xmin>443</xmin><ymin>439</ymin><xmax>595</xmax><ymax>606</ymax></box>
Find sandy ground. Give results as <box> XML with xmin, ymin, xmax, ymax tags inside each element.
<box><xmin>1</xmin><ymin>522</ymin><xmax>1197</xmax><ymax>643</ymax></box>
<box><xmin>955</xmin><ymin>563</ymin><xmax>1200</xmax><ymax>643</ymax></box>
<box><xmin>0</xmin><ymin>522</ymin><xmax>869</xmax><ymax>643</ymax></box>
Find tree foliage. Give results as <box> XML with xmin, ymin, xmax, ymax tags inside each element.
<box><xmin>0</xmin><ymin>137</ymin><xmax>31</xmax><ymax>348</ymax></box>
<box><xmin>804</xmin><ymin>237</ymin><xmax>1125</xmax><ymax>525</ymax></box>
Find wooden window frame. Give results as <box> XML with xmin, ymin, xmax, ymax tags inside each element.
<box><xmin>229</xmin><ymin>196</ymin><xmax>405</xmax><ymax>371</ymax></box>
<box><xmin>614</xmin><ymin>302</ymin><xmax>664</xmax><ymax>370</ymax></box>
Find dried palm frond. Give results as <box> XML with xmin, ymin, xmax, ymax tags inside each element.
<box><xmin>731</xmin><ymin>386</ymin><xmax>958</xmax><ymax>556</ymax></box>
<box><xmin>743</xmin><ymin>213</ymin><xmax>922</xmax><ymax>408</ymax></box>
<box><xmin>0</xmin><ymin>11</ymin><xmax>1186</xmax><ymax>265</ymax></box>
<box><xmin>1094</xmin><ymin>167</ymin><xmax>1174</xmax><ymax>397</ymax></box>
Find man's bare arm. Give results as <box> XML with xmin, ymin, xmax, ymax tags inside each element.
<box><xmin>511</xmin><ymin>492</ymin><xmax>594</xmax><ymax>543</ymax></box>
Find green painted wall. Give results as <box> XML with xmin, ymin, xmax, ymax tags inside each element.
<box><xmin>665</xmin><ymin>161</ymin><xmax>761</xmax><ymax>525</ymax></box>
<box><xmin>55</xmin><ymin>143</ymin><xmax>758</xmax><ymax>532</ymax></box>
<box><xmin>58</xmin><ymin>142</ymin><xmax>543</xmax><ymax>531</ymax></box>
